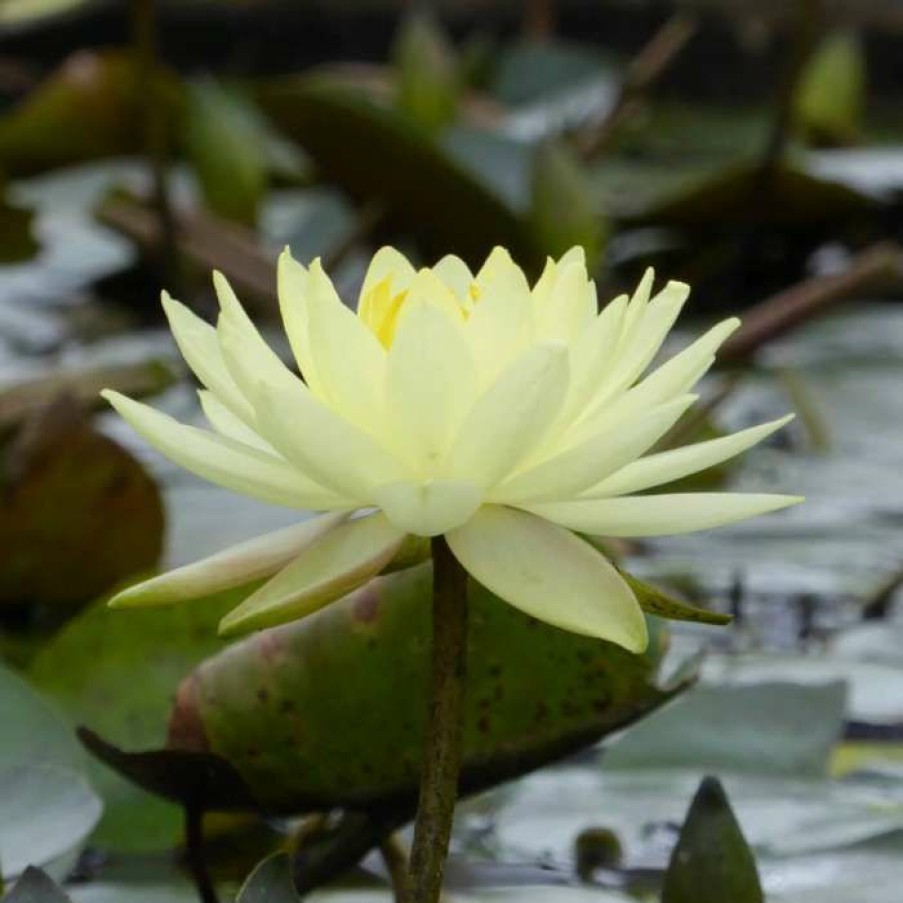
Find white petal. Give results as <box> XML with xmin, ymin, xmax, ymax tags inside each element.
<box><xmin>432</xmin><ymin>254</ymin><xmax>474</xmax><ymax>300</ymax></box>
<box><xmin>214</xmin><ymin>271</ymin><xmax>301</xmax><ymax>395</ymax></box>
<box><xmin>108</xmin><ymin>512</ymin><xmax>347</xmax><ymax>608</ymax></box>
<box><xmin>572</xmin><ymin>316</ymin><xmax>741</xmax><ymax>444</ymax></box>
<box><xmin>585</xmin><ymin>415</ymin><xmax>795</xmax><ymax>497</ymax></box>
<box><xmin>525</xmin><ymin>492</ymin><xmax>803</xmax><ymax>537</ymax></box>
<box><xmin>218</xmin><ymin>512</ymin><xmax>406</xmax><ymax>636</ymax></box>
<box><xmin>161</xmin><ymin>292</ymin><xmax>252</xmax><ymax>422</ymax></box>
<box><xmin>590</xmin><ymin>281</ymin><xmax>689</xmax><ymax>403</ymax></box>
<box><xmin>198</xmin><ymin>390</ymin><xmax>273</xmax><ymax>452</ymax></box>
<box><xmin>385</xmin><ymin>300</ymin><xmax>477</xmax><ymax>474</ymax></box>
<box><xmin>466</xmin><ymin>247</ymin><xmax>533</xmax><ymax>384</ymax></box>
<box><xmin>496</xmin><ymin>395</ymin><xmax>696</xmax><ymax>503</ymax></box>
<box><xmin>446</xmin><ymin>506</ymin><xmax>647</xmax><ymax>651</ymax></box>
<box><xmin>373</xmin><ymin>479</ymin><xmax>482</xmax><ymax>536</ymax></box>
<box><xmin>443</xmin><ymin>342</ymin><xmax>569</xmax><ymax>489</ymax></box>
<box><xmin>559</xmin><ymin>293</ymin><xmax>628</xmax><ymax>424</ymax></box>
<box><xmin>251</xmin><ymin>378</ymin><xmax>408</xmax><ymax>501</ymax></box>
<box><xmin>277</xmin><ymin>249</ymin><xmax>322</xmax><ymax>394</ymax></box>
<box><xmin>304</xmin><ymin>258</ymin><xmax>387</xmax><ymax>435</ymax></box>
<box><xmin>361</xmin><ymin>245</ymin><xmax>417</xmax><ymax>298</ymax></box>
<box><xmin>102</xmin><ymin>391</ymin><xmax>350</xmax><ymax>509</ymax></box>
<box><xmin>535</xmin><ymin>261</ymin><xmax>595</xmax><ymax>344</ymax></box>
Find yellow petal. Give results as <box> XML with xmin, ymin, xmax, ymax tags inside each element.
<box><xmin>161</xmin><ymin>292</ymin><xmax>252</xmax><ymax>422</ymax></box>
<box><xmin>496</xmin><ymin>395</ymin><xmax>696</xmax><ymax>503</ymax></box>
<box><xmin>251</xmin><ymin>378</ymin><xmax>408</xmax><ymax>501</ymax></box>
<box><xmin>466</xmin><ymin>247</ymin><xmax>533</xmax><ymax>384</ymax></box>
<box><xmin>218</xmin><ymin>512</ymin><xmax>406</xmax><ymax>636</ymax></box>
<box><xmin>585</xmin><ymin>415</ymin><xmax>795</xmax><ymax>497</ymax></box>
<box><xmin>277</xmin><ymin>248</ymin><xmax>322</xmax><ymax>394</ymax></box>
<box><xmin>360</xmin><ymin>245</ymin><xmax>417</xmax><ymax>300</ymax></box>
<box><xmin>198</xmin><ymin>390</ymin><xmax>273</xmax><ymax>453</ymax></box>
<box><xmin>214</xmin><ymin>271</ymin><xmax>303</xmax><ymax>397</ymax></box>
<box><xmin>443</xmin><ymin>342</ymin><xmax>569</xmax><ymax>489</ymax></box>
<box><xmin>385</xmin><ymin>299</ymin><xmax>477</xmax><ymax>474</ymax></box>
<box><xmin>525</xmin><ymin>492</ymin><xmax>803</xmax><ymax>537</ymax></box>
<box><xmin>108</xmin><ymin>512</ymin><xmax>346</xmax><ymax>608</ymax></box>
<box><xmin>446</xmin><ymin>505</ymin><xmax>647</xmax><ymax>651</ymax></box>
<box><xmin>432</xmin><ymin>254</ymin><xmax>474</xmax><ymax>300</ymax></box>
<box><xmin>372</xmin><ymin>479</ymin><xmax>482</xmax><ymax>536</ymax></box>
<box><xmin>101</xmin><ymin>391</ymin><xmax>349</xmax><ymax>509</ymax></box>
<box><xmin>305</xmin><ymin>258</ymin><xmax>387</xmax><ymax>435</ymax></box>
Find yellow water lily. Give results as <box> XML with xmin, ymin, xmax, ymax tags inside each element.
<box><xmin>103</xmin><ymin>246</ymin><xmax>799</xmax><ymax>651</ymax></box>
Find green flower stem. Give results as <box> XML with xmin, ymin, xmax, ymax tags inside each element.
<box><xmin>408</xmin><ymin>535</ymin><xmax>469</xmax><ymax>903</ymax></box>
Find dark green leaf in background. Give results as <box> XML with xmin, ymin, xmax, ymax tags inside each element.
<box><xmin>661</xmin><ymin>776</ymin><xmax>763</xmax><ymax>903</ymax></box>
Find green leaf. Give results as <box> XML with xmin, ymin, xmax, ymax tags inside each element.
<box><xmin>619</xmin><ymin>571</ymin><xmax>732</xmax><ymax>627</ymax></box>
<box><xmin>794</xmin><ymin>29</ymin><xmax>867</xmax><ymax>146</ymax></box>
<box><xmin>0</xmin><ymin>663</ymin><xmax>82</xmax><ymax>770</ymax></box>
<box><xmin>0</xmin><ymin>51</ymin><xmax>180</xmax><ymax>178</ymax></box>
<box><xmin>184</xmin><ymin>80</ymin><xmax>268</xmax><ymax>226</ymax></box>
<box><xmin>2</xmin><ymin>867</ymin><xmax>71</xmax><ymax>903</ymax></box>
<box><xmin>177</xmin><ymin>564</ymin><xmax>687</xmax><ymax>812</ymax></box>
<box><xmin>393</xmin><ymin>12</ymin><xmax>460</xmax><ymax>134</ymax></box>
<box><xmin>661</xmin><ymin>776</ymin><xmax>763</xmax><ymax>903</ymax></box>
<box><xmin>255</xmin><ymin>78</ymin><xmax>543</xmax><ymax>273</ymax></box>
<box><xmin>530</xmin><ymin>140</ymin><xmax>606</xmax><ymax>266</ymax></box>
<box><xmin>603</xmin><ymin>681</ymin><xmax>846</xmax><ymax>775</ymax></box>
<box><xmin>236</xmin><ymin>854</ymin><xmax>300</xmax><ymax>903</ymax></box>
<box><xmin>27</xmin><ymin>588</ymin><xmax>240</xmax><ymax>852</ymax></box>
<box><xmin>0</xmin><ymin>765</ymin><xmax>102</xmax><ymax>884</ymax></box>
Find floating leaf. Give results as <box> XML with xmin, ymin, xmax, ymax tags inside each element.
<box><xmin>794</xmin><ymin>30</ymin><xmax>867</xmax><ymax>147</ymax></box>
<box><xmin>0</xmin><ymin>398</ymin><xmax>164</xmax><ymax>613</ymax></box>
<box><xmin>603</xmin><ymin>682</ymin><xmax>846</xmax><ymax>775</ymax></box>
<box><xmin>627</xmin><ymin>162</ymin><xmax>875</xmax><ymax>231</ymax></box>
<box><xmin>28</xmin><ymin>588</ymin><xmax>240</xmax><ymax>852</ymax></box>
<box><xmin>184</xmin><ymin>80</ymin><xmax>268</xmax><ymax>226</ymax></box>
<box><xmin>393</xmin><ymin>12</ymin><xmax>460</xmax><ymax>134</ymax></box>
<box><xmin>255</xmin><ymin>78</ymin><xmax>543</xmax><ymax>272</ymax></box>
<box><xmin>0</xmin><ymin>764</ymin><xmax>102</xmax><ymax>884</ymax></box>
<box><xmin>661</xmin><ymin>776</ymin><xmax>763</xmax><ymax>903</ymax></box>
<box><xmin>530</xmin><ymin>140</ymin><xmax>606</xmax><ymax>267</ymax></box>
<box><xmin>170</xmin><ymin>565</ymin><xmax>687</xmax><ymax>813</ymax></box>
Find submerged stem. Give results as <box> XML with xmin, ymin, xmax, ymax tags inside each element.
<box><xmin>407</xmin><ymin>536</ymin><xmax>469</xmax><ymax>903</ymax></box>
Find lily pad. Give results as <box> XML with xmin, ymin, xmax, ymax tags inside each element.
<box><xmin>28</xmin><ymin>588</ymin><xmax>240</xmax><ymax>852</ymax></box>
<box><xmin>0</xmin><ymin>398</ymin><xmax>164</xmax><ymax>613</ymax></box>
<box><xmin>0</xmin><ymin>764</ymin><xmax>102</xmax><ymax>883</ymax></box>
<box><xmin>177</xmin><ymin>566</ymin><xmax>685</xmax><ymax>813</ymax></box>
<box><xmin>603</xmin><ymin>681</ymin><xmax>846</xmax><ymax>775</ymax></box>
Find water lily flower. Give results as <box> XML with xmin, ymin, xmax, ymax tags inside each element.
<box><xmin>103</xmin><ymin>246</ymin><xmax>799</xmax><ymax>652</ymax></box>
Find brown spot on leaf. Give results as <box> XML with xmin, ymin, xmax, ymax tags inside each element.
<box><xmin>351</xmin><ymin>585</ymin><xmax>380</xmax><ymax>623</ymax></box>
